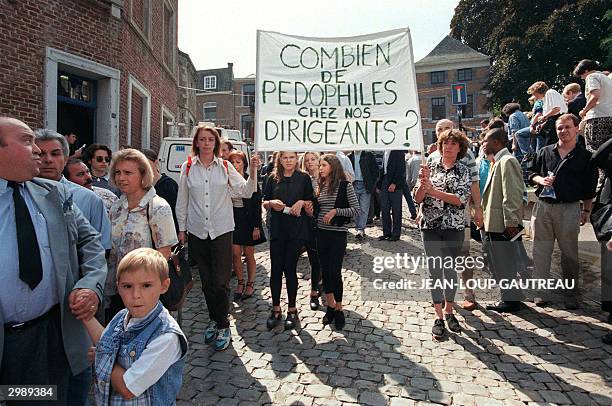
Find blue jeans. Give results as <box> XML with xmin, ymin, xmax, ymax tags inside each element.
<box><xmin>353</xmin><ymin>180</ymin><xmax>371</xmax><ymax>231</ymax></box>
<box><xmin>514</xmin><ymin>127</ymin><xmax>533</xmax><ymax>161</ymax></box>
<box><xmin>402</xmin><ymin>183</ymin><xmax>417</xmax><ymax>217</ymax></box>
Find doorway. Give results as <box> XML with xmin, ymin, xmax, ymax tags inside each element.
<box><xmin>56</xmin><ymin>71</ymin><xmax>97</xmax><ymax>149</ymax></box>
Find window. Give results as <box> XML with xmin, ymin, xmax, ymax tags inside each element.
<box><xmin>162</xmin><ymin>1</ymin><xmax>176</xmax><ymax>72</ymax></box>
<box><xmin>242</xmin><ymin>83</ymin><xmax>255</xmax><ymax>108</ymax></box>
<box><xmin>127</xmin><ymin>75</ymin><xmax>151</xmax><ymax>149</ymax></box>
<box><xmin>161</xmin><ymin>106</ymin><xmax>175</xmax><ymax>139</ymax></box>
<box><xmin>203</xmin><ymin>76</ymin><xmax>217</xmax><ymax>90</ymax></box>
<box><xmin>458</xmin><ymin>68</ymin><xmax>473</xmax><ymax>81</ymax></box>
<box><xmin>430</xmin><ymin>71</ymin><xmax>445</xmax><ymax>85</ymax></box>
<box><xmin>130</xmin><ymin>0</ymin><xmax>151</xmax><ymax>40</ymax></box>
<box><xmin>431</xmin><ymin>97</ymin><xmax>446</xmax><ymax>120</ymax></box>
<box><xmin>203</xmin><ymin>102</ymin><xmax>216</xmax><ymax>121</ymax></box>
<box><xmin>463</xmin><ymin>95</ymin><xmax>474</xmax><ymax>118</ymax></box>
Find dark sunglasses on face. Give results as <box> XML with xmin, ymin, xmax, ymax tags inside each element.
<box><xmin>95</xmin><ymin>156</ymin><xmax>111</xmax><ymax>163</ymax></box>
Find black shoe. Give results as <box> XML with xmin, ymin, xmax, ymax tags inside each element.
<box><xmin>388</xmin><ymin>236</ymin><xmax>400</xmax><ymax>241</ymax></box>
<box><xmin>602</xmin><ymin>333</ymin><xmax>612</xmax><ymax>345</ymax></box>
<box><xmin>322</xmin><ymin>306</ymin><xmax>336</xmax><ymax>325</ymax></box>
<box><xmin>445</xmin><ymin>313</ymin><xmax>461</xmax><ymax>333</ymax></box>
<box><xmin>432</xmin><ymin>318</ymin><xmax>446</xmax><ymax>339</ymax></box>
<box><xmin>486</xmin><ymin>301</ymin><xmax>522</xmax><ymax>313</ymax></box>
<box><xmin>309</xmin><ymin>294</ymin><xmax>320</xmax><ymax>311</ymax></box>
<box><xmin>334</xmin><ymin>310</ymin><xmax>346</xmax><ymax>330</ymax></box>
<box><xmin>284</xmin><ymin>310</ymin><xmax>298</xmax><ymax>330</ymax></box>
<box><xmin>266</xmin><ymin>310</ymin><xmax>282</xmax><ymax>330</ymax></box>
<box><xmin>233</xmin><ymin>279</ymin><xmax>244</xmax><ymax>301</ymax></box>
<box><xmin>377</xmin><ymin>235</ymin><xmax>389</xmax><ymax>241</ymax></box>
<box><xmin>410</xmin><ymin>213</ymin><xmax>417</xmax><ymax>220</ymax></box>
<box><xmin>355</xmin><ymin>232</ymin><xmax>364</xmax><ymax>242</ymax></box>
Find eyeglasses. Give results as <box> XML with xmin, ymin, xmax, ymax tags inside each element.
<box><xmin>95</xmin><ymin>156</ymin><xmax>111</xmax><ymax>163</ymax></box>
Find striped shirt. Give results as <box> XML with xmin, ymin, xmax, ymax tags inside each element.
<box><xmin>316</xmin><ymin>181</ymin><xmax>360</xmax><ymax>232</ymax></box>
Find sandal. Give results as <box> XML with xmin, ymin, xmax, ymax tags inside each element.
<box><xmin>242</xmin><ymin>281</ymin><xmax>255</xmax><ymax>299</ymax></box>
<box><xmin>233</xmin><ymin>279</ymin><xmax>244</xmax><ymax>301</ymax></box>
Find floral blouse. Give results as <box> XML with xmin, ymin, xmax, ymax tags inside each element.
<box><xmin>420</xmin><ymin>158</ymin><xmax>471</xmax><ymax>231</ymax></box>
<box><xmin>106</xmin><ymin>187</ymin><xmax>178</xmax><ymax>297</ymax></box>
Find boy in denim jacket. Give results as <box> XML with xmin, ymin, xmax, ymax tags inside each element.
<box><xmin>83</xmin><ymin>247</ymin><xmax>188</xmax><ymax>404</ymax></box>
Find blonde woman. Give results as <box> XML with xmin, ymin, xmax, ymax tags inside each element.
<box><xmin>106</xmin><ymin>149</ymin><xmax>178</xmax><ymax>321</ymax></box>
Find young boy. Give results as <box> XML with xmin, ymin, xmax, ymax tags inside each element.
<box><xmin>83</xmin><ymin>247</ymin><xmax>188</xmax><ymax>404</ymax></box>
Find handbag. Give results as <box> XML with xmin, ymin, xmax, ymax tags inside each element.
<box><xmin>591</xmin><ymin>202</ymin><xmax>612</xmax><ymax>241</ymax></box>
<box><xmin>147</xmin><ymin>203</ymin><xmax>194</xmax><ymax>311</ymax></box>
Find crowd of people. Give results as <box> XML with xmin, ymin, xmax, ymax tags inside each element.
<box><xmin>0</xmin><ymin>58</ymin><xmax>611</xmax><ymax>404</ymax></box>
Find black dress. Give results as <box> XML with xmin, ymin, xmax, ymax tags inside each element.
<box><xmin>232</xmin><ymin>176</ymin><xmax>266</xmax><ymax>246</ymax></box>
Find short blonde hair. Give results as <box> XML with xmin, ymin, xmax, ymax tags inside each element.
<box><xmin>110</xmin><ymin>148</ymin><xmax>155</xmax><ymax>189</ymax></box>
<box><xmin>563</xmin><ymin>83</ymin><xmax>581</xmax><ymax>95</ymax></box>
<box><xmin>117</xmin><ymin>247</ymin><xmax>169</xmax><ymax>282</ymax></box>
<box><xmin>527</xmin><ymin>81</ymin><xmax>548</xmax><ymax>96</ymax></box>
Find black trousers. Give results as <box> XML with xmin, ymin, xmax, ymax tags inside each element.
<box><xmin>316</xmin><ymin>228</ymin><xmax>347</xmax><ymax>303</ymax></box>
<box><xmin>269</xmin><ymin>238</ymin><xmax>304</xmax><ymax>308</ymax></box>
<box><xmin>306</xmin><ymin>238</ymin><xmax>321</xmax><ymax>291</ymax></box>
<box><xmin>1</xmin><ymin>305</ymin><xmax>70</xmax><ymax>405</ymax></box>
<box><xmin>189</xmin><ymin>232</ymin><xmax>233</xmax><ymax>329</ymax></box>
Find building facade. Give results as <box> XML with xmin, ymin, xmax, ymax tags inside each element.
<box><xmin>415</xmin><ymin>36</ymin><xmax>491</xmax><ymax>144</ymax></box>
<box><xmin>177</xmin><ymin>50</ymin><xmax>197</xmax><ymax>138</ymax></box>
<box><xmin>0</xmin><ymin>0</ymin><xmax>179</xmax><ymax>152</ymax></box>
<box><xmin>195</xmin><ymin>63</ymin><xmax>255</xmax><ymax>144</ymax></box>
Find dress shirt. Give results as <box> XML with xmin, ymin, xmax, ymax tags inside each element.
<box><xmin>336</xmin><ymin>151</ymin><xmax>355</xmax><ymax>181</ymax></box>
<box><xmin>176</xmin><ymin>156</ymin><xmax>256</xmax><ymax>240</ymax></box>
<box><xmin>383</xmin><ymin>150</ymin><xmax>390</xmax><ymax>174</ymax></box>
<box><xmin>528</xmin><ymin>143</ymin><xmax>597</xmax><ymax>203</ymax></box>
<box><xmin>543</xmin><ymin>89</ymin><xmax>568</xmax><ymax>116</ymax></box>
<box><xmin>60</xmin><ymin>177</ymin><xmax>112</xmax><ymax>249</ymax></box>
<box><xmin>0</xmin><ymin>178</ymin><xmax>60</xmax><ymax>323</ymax></box>
<box><xmin>92</xmin><ymin>185</ymin><xmax>118</xmax><ymax>212</ymax></box>
<box><xmin>353</xmin><ymin>151</ymin><xmax>363</xmax><ymax>181</ymax></box>
<box><xmin>120</xmin><ymin>306</ymin><xmax>182</xmax><ymax>397</ymax></box>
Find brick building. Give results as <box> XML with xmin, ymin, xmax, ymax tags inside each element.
<box><xmin>415</xmin><ymin>36</ymin><xmax>491</xmax><ymax>144</ymax></box>
<box><xmin>177</xmin><ymin>50</ymin><xmax>197</xmax><ymax>138</ymax></box>
<box><xmin>195</xmin><ymin>63</ymin><xmax>255</xmax><ymax>143</ymax></box>
<box><xmin>0</xmin><ymin>0</ymin><xmax>179</xmax><ymax>152</ymax></box>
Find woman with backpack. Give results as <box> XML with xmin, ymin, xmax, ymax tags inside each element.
<box><xmin>308</xmin><ymin>154</ymin><xmax>360</xmax><ymax>330</ymax></box>
<box><xmin>176</xmin><ymin>125</ymin><xmax>260</xmax><ymax>351</ymax></box>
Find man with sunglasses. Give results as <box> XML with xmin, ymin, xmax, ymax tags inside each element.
<box><xmin>83</xmin><ymin>144</ymin><xmax>120</xmax><ymax>196</ymax></box>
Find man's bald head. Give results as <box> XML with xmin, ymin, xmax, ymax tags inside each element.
<box><xmin>0</xmin><ymin>117</ymin><xmax>41</xmax><ymax>181</ymax></box>
<box><xmin>0</xmin><ymin>117</ymin><xmax>31</xmax><ymax>146</ymax></box>
<box><xmin>435</xmin><ymin>119</ymin><xmax>454</xmax><ymax>137</ymax></box>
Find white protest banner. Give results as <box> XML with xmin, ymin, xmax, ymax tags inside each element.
<box><xmin>255</xmin><ymin>28</ymin><xmax>422</xmax><ymax>152</ymax></box>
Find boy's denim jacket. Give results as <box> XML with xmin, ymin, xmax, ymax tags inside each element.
<box><xmin>94</xmin><ymin>302</ymin><xmax>188</xmax><ymax>405</ymax></box>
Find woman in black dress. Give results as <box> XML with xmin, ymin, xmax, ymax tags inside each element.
<box><xmin>228</xmin><ymin>150</ymin><xmax>266</xmax><ymax>300</ymax></box>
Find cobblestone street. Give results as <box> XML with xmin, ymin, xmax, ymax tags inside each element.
<box><xmin>177</xmin><ymin>212</ymin><xmax>612</xmax><ymax>405</ymax></box>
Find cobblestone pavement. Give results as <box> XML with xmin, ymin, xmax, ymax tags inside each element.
<box><xmin>177</xmin><ymin>212</ymin><xmax>612</xmax><ymax>405</ymax></box>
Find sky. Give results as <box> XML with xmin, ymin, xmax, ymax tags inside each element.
<box><xmin>178</xmin><ymin>0</ymin><xmax>460</xmax><ymax>78</ymax></box>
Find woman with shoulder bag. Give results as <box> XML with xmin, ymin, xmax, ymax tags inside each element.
<box><xmin>106</xmin><ymin>149</ymin><xmax>178</xmax><ymax>322</ymax></box>
<box><xmin>307</xmin><ymin>154</ymin><xmax>360</xmax><ymax>330</ymax></box>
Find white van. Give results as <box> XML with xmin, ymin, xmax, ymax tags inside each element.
<box><xmin>158</xmin><ymin>134</ymin><xmax>251</xmax><ymax>183</ymax></box>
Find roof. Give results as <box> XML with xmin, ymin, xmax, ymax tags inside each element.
<box><xmin>416</xmin><ymin>36</ymin><xmax>490</xmax><ymax>67</ymax></box>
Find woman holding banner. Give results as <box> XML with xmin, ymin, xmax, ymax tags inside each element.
<box><xmin>263</xmin><ymin>151</ymin><xmax>315</xmax><ymax>330</ymax></box>
<box><xmin>414</xmin><ymin>129</ymin><xmax>471</xmax><ymax>341</ymax></box>
<box><xmin>309</xmin><ymin>154</ymin><xmax>360</xmax><ymax>330</ymax></box>
<box><xmin>176</xmin><ymin>124</ymin><xmax>260</xmax><ymax>351</ymax></box>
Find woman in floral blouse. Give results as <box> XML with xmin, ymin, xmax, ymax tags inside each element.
<box><xmin>415</xmin><ymin>129</ymin><xmax>471</xmax><ymax>341</ymax></box>
<box><xmin>106</xmin><ymin>149</ymin><xmax>178</xmax><ymax>322</ymax></box>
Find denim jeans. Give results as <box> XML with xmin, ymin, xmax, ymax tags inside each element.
<box><xmin>514</xmin><ymin>126</ymin><xmax>533</xmax><ymax>161</ymax></box>
<box><xmin>353</xmin><ymin>180</ymin><xmax>371</xmax><ymax>231</ymax></box>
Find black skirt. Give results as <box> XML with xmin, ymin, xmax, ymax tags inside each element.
<box><xmin>233</xmin><ymin>207</ymin><xmax>267</xmax><ymax>246</ymax></box>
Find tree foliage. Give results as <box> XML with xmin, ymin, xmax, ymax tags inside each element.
<box><xmin>450</xmin><ymin>0</ymin><xmax>610</xmax><ymax>110</ymax></box>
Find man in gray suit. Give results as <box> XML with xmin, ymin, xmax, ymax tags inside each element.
<box><xmin>0</xmin><ymin>117</ymin><xmax>107</xmax><ymax>404</ymax></box>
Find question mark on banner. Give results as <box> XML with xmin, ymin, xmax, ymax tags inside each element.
<box><xmin>403</xmin><ymin>110</ymin><xmax>420</xmax><ymax>147</ymax></box>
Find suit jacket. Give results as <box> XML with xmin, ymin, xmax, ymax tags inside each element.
<box><xmin>0</xmin><ymin>178</ymin><xmax>107</xmax><ymax>375</ymax></box>
<box><xmin>347</xmin><ymin>151</ymin><xmax>380</xmax><ymax>193</ymax></box>
<box><xmin>482</xmin><ymin>149</ymin><xmax>524</xmax><ymax>233</ymax></box>
<box><xmin>378</xmin><ymin>150</ymin><xmax>406</xmax><ymax>189</ymax></box>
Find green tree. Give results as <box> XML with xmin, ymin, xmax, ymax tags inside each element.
<box><xmin>450</xmin><ymin>0</ymin><xmax>610</xmax><ymax>110</ymax></box>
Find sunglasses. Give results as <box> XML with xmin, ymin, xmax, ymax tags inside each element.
<box><xmin>95</xmin><ymin>156</ymin><xmax>111</xmax><ymax>163</ymax></box>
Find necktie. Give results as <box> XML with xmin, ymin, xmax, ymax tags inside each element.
<box><xmin>8</xmin><ymin>181</ymin><xmax>43</xmax><ymax>290</ymax></box>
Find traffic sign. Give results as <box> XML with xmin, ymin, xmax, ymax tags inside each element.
<box><xmin>451</xmin><ymin>83</ymin><xmax>467</xmax><ymax>105</ymax></box>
